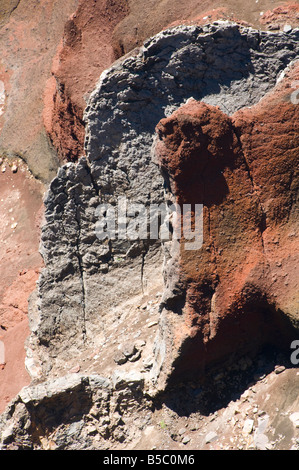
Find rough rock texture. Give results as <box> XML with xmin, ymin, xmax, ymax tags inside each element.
<box><xmin>44</xmin><ymin>0</ymin><xmax>296</xmax><ymax>166</ymax></box>
<box><xmin>153</xmin><ymin>62</ymin><xmax>299</xmax><ymax>386</ymax></box>
<box><xmin>0</xmin><ymin>0</ymin><xmax>296</xmax><ymax>180</ymax></box>
<box><xmin>0</xmin><ymin>372</ymin><xmax>151</xmax><ymax>450</ymax></box>
<box><xmin>25</xmin><ymin>23</ymin><xmax>299</xmax><ymax>383</ymax></box>
<box><xmin>43</xmin><ymin>0</ymin><xmax>129</xmax><ymax>163</ymax></box>
<box><xmin>260</xmin><ymin>3</ymin><xmax>299</xmax><ymax>29</ymax></box>
<box><xmin>1</xmin><ymin>22</ymin><xmax>299</xmax><ymax>450</ymax></box>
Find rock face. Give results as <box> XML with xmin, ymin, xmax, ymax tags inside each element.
<box><xmin>25</xmin><ymin>23</ymin><xmax>299</xmax><ymax>383</ymax></box>
<box><xmin>0</xmin><ymin>0</ymin><xmax>294</xmax><ymax>181</ymax></box>
<box><xmin>153</xmin><ymin>62</ymin><xmax>299</xmax><ymax>385</ymax></box>
<box><xmin>43</xmin><ymin>0</ymin><xmax>296</xmax><ymax>167</ymax></box>
<box><xmin>1</xmin><ymin>22</ymin><xmax>299</xmax><ymax>449</ymax></box>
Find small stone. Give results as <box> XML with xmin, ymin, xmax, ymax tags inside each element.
<box><xmin>283</xmin><ymin>24</ymin><xmax>292</xmax><ymax>33</ymax></box>
<box><xmin>121</xmin><ymin>343</ymin><xmax>137</xmax><ymax>358</ymax></box>
<box><xmin>205</xmin><ymin>431</ymin><xmax>218</xmax><ymax>444</ymax></box>
<box><xmin>182</xmin><ymin>435</ymin><xmax>190</xmax><ymax>444</ymax></box>
<box><xmin>1</xmin><ymin>424</ymin><xmax>15</xmax><ymax>443</ymax></box>
<box><xmin>86</xmin><ymin>424</ymin><xmax>97</xmax><ymax>435</ymax></box>
<box><xmin>243</xmin><ymin>419</ymin><xmax>254</xmax><ymax>435</ymax></box>
<box><xmin>290</xmin><ymin>412</ymin><xmax>299</xmax><ymax>428</ymax></box>
<box><xmin>113</xmin><ymin>351</ymin><xmax>127</xmax><ymax>365</ymax></box>
<box><xmin>241</xmin><ymin>390</ymin><xmax>250</xmax><ymax>401</ymax></box>
<box><xmin>69</xmin><ymin>364</ymin><xmax>80</xmax><ymax>373</ymax></box>
<box><xmin>128</xmin><ymin>349</ymin><xmax>141</xmax><ymax>362</ymax></box>
<box><xmin>190</xmin><ymin>423</ymin><xmax>199</xmax><ymax>431</ymax></box>
<box><xmin>148</xmin><ymin>321</ymin><xmax>158</xmax><ymax>328</ymax></box>
<box><xmin>135</xmin><ymin>339</ymin><xmax>146</xmax><ymax>349</ymax></box>
<box><xmin>268</xmin><ymin>24</ymin><xmax>280</xmax><ymax>31</ymax></box>
<box><xmin>178</xmin><ymin>427</ymin><xmax>187</xmax><ymax>435</ymax></box>
<box><xmin>143</xmin><ymin>356</ymin><xmax>153</xmax><ymax>370</ymax></box>
<box><xmin>11</xmin><ymin>164</ymin><xmax>18</xmax><ymax>173</ymax></box>
<box><xmin>275</xmin><ymin>365</ymin><xmax>285</xmax><ymax>374</ymax></box>
<box><xmin>254</xmin><ymin>373</ymin><xmax>266</xmax><ymax>381</ymax></box>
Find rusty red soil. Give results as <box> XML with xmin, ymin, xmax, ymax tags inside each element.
<box><xmin>0</xmin><ymin>159</ymin><xmax>44</xmax><ymax>412</ymax></box>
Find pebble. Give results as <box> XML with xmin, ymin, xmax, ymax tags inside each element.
<box><xmin>122</xmin><ymin>343</ymin><xmax>137</xmax><ymax>358</ymax></box>
<box><xmin>283</xmin><ymin>24</ymin><xmax>292</xmax><ymax>33</ymax></box>
<box><xmin>128</xmin><ymin>349</ymin><xmax>141</xmax><ymax>362</ymax></box>
<box><xmin>243</xmin><ymin>419</ymin><xmax>254</xmax><ymax>435</ymax></box>
<box><xmin>275</xmin><ymin>365</ymin><xmax>286</xmax><ymax>374</ymax></box>
<box><xmin>289</xmin><ymin>412</ymin><xmax>299</xmax><ymax>428</ymax></box>
<box><xmin>135</xmin><ymin>339</ymin><xmax>146</xmax><ymax>349</ymax></box>
<box><xmin>113</xmin><ymin>351</ymin><xmax>127</xmax><ymax>365</ymax></box>
<box><xmin>182</xmin><ymin>435</ymin><xmax>190</xmax><ymax>445</ymax></box>
<box><xmin>205</xmin><ymin>431</ymin><xmax>218</xmax><ymax>444</ymax></box>
<box><xmin>268</xmin><ymin>24</ymin><xmax>280</xmax><ymax>31</ymax></box>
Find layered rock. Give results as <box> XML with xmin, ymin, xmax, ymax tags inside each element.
<box><xmin>0</xmin><ymin>0</ymin><xmax>295</xmax><ymax>181</ymax></box>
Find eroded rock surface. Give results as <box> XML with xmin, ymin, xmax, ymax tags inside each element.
<box><xmin>26</xmin><ymin>23</ymin><xmax>299</xmax><ymax>380</ymax></box>
<box><xmin>1</xmin><ymin>22</ymin><xmax>299</xmax><ymax>450</ymax></box>
<box><xmin>153</xmin><ymin>62</ymin><xmax>299</xmax><ymax>386</ymax></box>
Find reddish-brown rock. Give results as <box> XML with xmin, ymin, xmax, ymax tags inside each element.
<box><xmin>260</xmin><ymin>3</ymin><xmax>299</xmax><ymax>29</ymax></box>
<box><xmin>0</xmin><ymin>160</ymin><xmax>44</xmax><ymax>412</ymax></box>
<box><xmin>154</xmin><ymin>64</ymin><xmax>299</xmax><ymax>384</ymax></box>
<box><xmin>43</xmin><ymin>0</ymin><xmax>129</xmax><ymax>163</ymax></box>
<box><xmin>44</xmin><ymin>0</ymin><xmax>296</xmax><ymax>165</ymax></box>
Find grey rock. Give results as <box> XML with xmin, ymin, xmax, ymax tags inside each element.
<box><xmin>205</xmin><ymin>431</ymin><xmax>218</xmax><ymax>444</ymax></box>
<box><xmin>178</xmin><ymin>427</ymin><xmax>187</xmax><ymax>435</ymax></box>
<box><xmin>25</xmin><ymin>23</ymin><xmax>299</xmax><ymax>384</ymax></box>
<box><xmin>2</xmin><ymin>22</ymin><xmax>298</xmax><ymax>450</ymax></box>
<box><xmin>275</xmin><ymin>365</ymin><xmax>286</xmax><ymax>374</ymax></box>
<box><xmin>114</xmin><ymin>351</ymin><xmax>128</xmax><ymax>365</ymax></box>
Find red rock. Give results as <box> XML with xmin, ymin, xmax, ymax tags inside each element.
<box><xmin>260</xmin><ymin>3</ymin><xmax>299</xmax><ymax>28</ymax></box>
<box><xmin>154</xmin><ymin>64</ymin><xmax>299</xmax><ymax>384</ymax></box>
<box><xmin>44</xmin><ymin>0</ymin><xmax>297</xmax><ymax>166</ymax></box>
